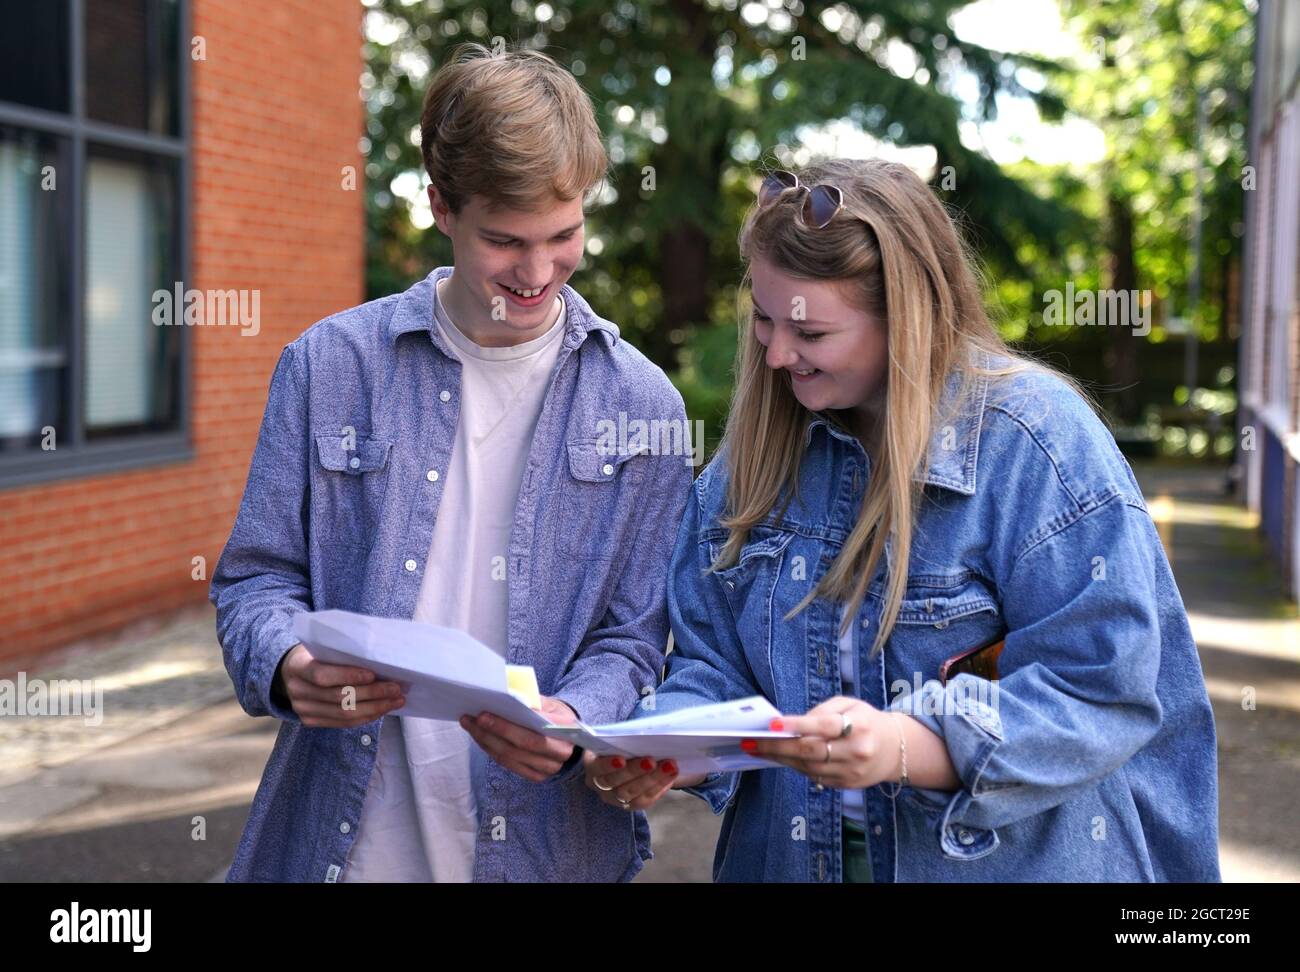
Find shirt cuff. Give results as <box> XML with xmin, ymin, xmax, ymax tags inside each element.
<box><xmin>682</xmin><ymin>770</ymin><xmax>740</xmax><ymax>815</ymax></box>
<box><xmin>546</xmin><ymin>696</ymin><xmax>591</xmax><ymax>785</ymax></box>
<box><xmin>259</xmin><ymin>634</ymin><xmax>303</xmax><ymax>723</ymax></box>
<box><xmin>548</xmin><ymin>742</ymin><xmax>587</xmax><ymax>784</ymax></box>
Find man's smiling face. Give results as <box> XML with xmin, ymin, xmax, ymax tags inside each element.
<box><xmin>429</xmin><ymin>186</ymin><xmax>586</xmax><ymax>347</ymax></box>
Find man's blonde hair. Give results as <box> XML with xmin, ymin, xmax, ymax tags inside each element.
<box><xmin>420</xmin><ymin>43</ymin><xmax>608</xmax><ymax>213</ymax></box>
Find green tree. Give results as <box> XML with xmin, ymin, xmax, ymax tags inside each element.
<box><xmin>362</xmin><ymin>0</ymin><xmax>1078</xmax><ymax>398</ymax></box>
<box><xmin>1045</xmin><ymin>0</ymin><xmax>1253</xmax><ymax>422</ymax></box>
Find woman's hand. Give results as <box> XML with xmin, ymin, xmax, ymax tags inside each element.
<box><xmin>584</xmin><ymin>752</ymin><xmax>705</xmax><ymax>810</ymax></box>
<box><xmin>749</xmin><ymin>696</ymin><xmax>902</xmax><ymax>789</ymax></box>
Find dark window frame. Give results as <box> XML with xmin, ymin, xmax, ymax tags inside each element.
<box><xmin>0</xmin><ymin>0</ymin><xmax>191</xmax><ymax>490</ymax></box>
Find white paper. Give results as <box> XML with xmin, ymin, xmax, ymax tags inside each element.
<box><xmin>291</xmin><ymin>610</ymin><xmax>551</xmax><ymax>730</ymax></box>
<box><xmin>544</xmin><ymin>696</ymin><xmax>798</xmax><ymax>774</ymax></box>
<box><xmin>292</xmin><ymin>612</ymin><xmax>799</xmax><ymax>774</ymax></box>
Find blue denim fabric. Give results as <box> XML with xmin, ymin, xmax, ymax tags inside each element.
<box><xmin>644</xmin><ymin>357</ymin><xmax>1221</xmax><ymax>882</ymax></box>
<box><xmin>210</xmin><ymin>267</ymin><xmax>692</xmax><ymax>882</ymax></box>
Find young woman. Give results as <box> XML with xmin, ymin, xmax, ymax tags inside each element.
<box><xmin>584</xmin><ymin>158</ymin><xmax>1221</xmax><ymax>882</ymax></box>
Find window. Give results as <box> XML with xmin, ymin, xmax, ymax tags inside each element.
<box><xmin>0</xmin><ymin>0</ymin><xmax>189</xmax><ymax>488</ymax></box>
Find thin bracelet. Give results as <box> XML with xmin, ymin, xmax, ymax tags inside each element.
<box><xmin>881</xmin><ymin>712</ymin><xmax>909</xmax><ymax>797</ymax></box>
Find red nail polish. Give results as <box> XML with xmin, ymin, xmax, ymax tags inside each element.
<box><xmin>640</xmin><ymin>758</ymin><xmax>654</xmax><ymax>772</ymax></box>
<box><xmin>662</xmin><ymin>761</ymin><xmax>678</xmax><ymax>775</ymax></box>
<box><xmin>611</xmin><ymin>757</ymin><xmax>625</xmax><ymax>769</ymax></box>
<box><xmin>770</xmin><ymin>719</ymin><xmax>784</xmax><ymax>731</ymax></box>
<box><xmin>740</xmin><ymin>739</ymin><xmax>757</xmax><ymax>753</ymax></box>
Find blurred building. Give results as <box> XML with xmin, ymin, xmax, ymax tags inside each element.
<box><xmin>1239</xmin><ymin>0</ymin><xmax>1300</xmax><ymax>603</ymax></box>
<box><xmin>0</xmin><ymin>0</ymin><xmax>365</xmax><ymax>663</ymax></box>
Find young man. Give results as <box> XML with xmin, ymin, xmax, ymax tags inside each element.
<box><xmin>210</xmin><ymin>44</ymin><xmax>692</xmax><ymax>882</ymax></box>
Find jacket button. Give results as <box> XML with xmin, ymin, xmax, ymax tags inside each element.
<box><xmin>873</xmin><ymin>824</ymin><xmax>883</xmax><ymax>836</ymax></box>
<box><xmin>602</xmin><ymin>463</ymin><xmax>614</xmax><ymax>476</ymax></box>
<box><xmin>935</xmin><ymin>620</ymin><xmax>949</xmax><ymax>629</ymax></box>
<box><xmin>404</xmin><ymin>559</ymin><xmax>418</xmax><ymax>571</ymax></box>
<box><xmin>439</xmin><ymin>390</ymin><xmax>451</xmax><ymax>402</ymax></box>
<box><xmin>339</xmin><ymin>821</ymin><xmax>351</xmax><ymax>834</ymax></box>
<box><xmin>348</xmin><ymin>456</ymin><xmax>360</xmax><ymax>469</ymax></box>
<box><xmin>360</xmin><ymin>734</ymin><xmax>372</xmax><ymax>746</ymax></box>
<box><xmin>724</xmin><ymin>580</ymin><xmax>735</xmax><ymax>591</ymax></box>
<box><xmin>957</xmin><ymin>829</ymin><xmax>974</xmax><ymax>846</ymax></box>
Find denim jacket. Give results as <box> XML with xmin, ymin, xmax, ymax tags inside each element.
<box><xmin>646</xmin><ymin>357</ymin><xmax>1220</xmax><ymax>882</ymax></box>
<box><xmin>210</xmin><ymin>267</ymin><xmax>692</xmax><ymax>882</ymax></box>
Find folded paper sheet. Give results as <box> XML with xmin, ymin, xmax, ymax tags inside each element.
<box><xmin>291</xmin><ymin>609</ymin><xmax>550</xmax><ymax>730</ymax></box>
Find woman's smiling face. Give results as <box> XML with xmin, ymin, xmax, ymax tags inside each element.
<box><xmin>748</xmin><ymin>255</ymin><xmax>889</xmax><ymax>421</ymax></box>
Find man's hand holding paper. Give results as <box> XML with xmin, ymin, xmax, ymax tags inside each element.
<box><xmin>277</xmin><ymin>643</ymin><xmax>407</xmax><ymax>729</ymax></box>
<box><xmin>461</xmin><ymin>696</ymin><xmax>580</xmax><ymax>783</ymax></box>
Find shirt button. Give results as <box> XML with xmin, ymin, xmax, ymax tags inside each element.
<box><xmin>339</xmin><ymin>821</ymin><xmax>351</xmax><ymax>834</ymax></box>
<box><xmin>724</xmin><ymin>580</ymin><xmax>735</xmax><ymax>591</ymax></box>
<box><xmin>427</xmin><ymin>469</ymin><xmax>439</xmax><ymax>482</ymax></box>
<box><xmin>404</xmin><ymin>559</ymin><xmax>417</xmax><ymax>572</ymax></box>
<box><xmin>602</xmin><ymin>463</ymin><xmax>614</xmax><ymax>476</ymax></box>
<box><xmin>957</xmin><ymin>829</ymin><xmax>975</xmax><ymax>846</ymax></box>
<box><xmin>360</xmin><ymin>734</ymin><xmax>372</xmax><ymax>746</ymax></box>
<box><xmin>873</xmin><ymin>824</ymin><xmax>883</xmax><ymax>836</ymax></box>
<box><xmin>861</xmin><ymin>616</ymin><xmax>871</xmax><ymax>628</ymax></box>
<box><xmin>439</xmin><ymin>390</ymin><xmax>451</xmax><ymax>402</ymax></box>
<box><xmin>348</xmin><ymin>457</ymin><xmax>360</xmax><ymax>469</ymax></box>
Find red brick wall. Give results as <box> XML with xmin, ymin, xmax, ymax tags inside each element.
<box><xmin>0</xmin><ymin>0</ymin><xmax>365</xmax><ymax>661</ymax></box>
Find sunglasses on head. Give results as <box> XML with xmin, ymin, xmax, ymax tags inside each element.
<box><xmin>758</xmin><ymin>169</ymin><xmax>845</xmax><ymax>229</ymax></box>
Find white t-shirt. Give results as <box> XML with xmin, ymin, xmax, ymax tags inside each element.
<box><xmin>342</xmin><ymin>280</ymin><xmax>566</xmax><ymax>882</ymax></box>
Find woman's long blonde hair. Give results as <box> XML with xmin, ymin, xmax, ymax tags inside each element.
<box><xmin>717</xmin><ymin>157</ymin><xmax>1048</xmax><ymax>655</ymax></box>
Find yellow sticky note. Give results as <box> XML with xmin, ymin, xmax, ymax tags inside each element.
<box><xmin>505</xmin><ymin>665</ymin><xmax>542</xmax><ymax>711</ymax></box>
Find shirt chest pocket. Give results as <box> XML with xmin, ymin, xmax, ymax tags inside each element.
<box><xmin>557</xmin><ymin>439</ymin><xmax>650</xmax><ymax>562</ymax></box>
<box><xmin>707</xmin><ymin>529</ymin><xmax>796</xmax><ymax>691</ymax></box>
<box><xmin>311</xmin><ymin>432</ymin><xmax>394</xmax><ymax>553</ymax></box>
<box><xmin>887</xmin><ymin>576</ymin><xmax>1004</xmax><ymax>684</ymax></box>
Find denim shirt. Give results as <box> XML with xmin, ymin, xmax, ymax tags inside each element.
<box><xmin>210</xmin><ymin>267</ymin><xmax>692</xmax><ymax>882</ymax></box>
<box><xmin>646</xmin><ymin>357</ymin><xmax>1221</xmax><ymax>882</ymax></box>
